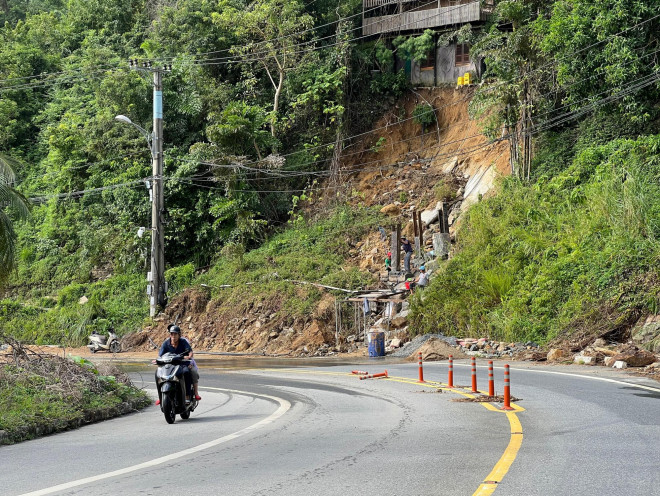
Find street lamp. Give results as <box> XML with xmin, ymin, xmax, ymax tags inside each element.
<box><xmin>114</xmin><ymin>115</ymin><xmax>153</xmax><ymax>152</ymax></box>
<box><xmin>115</xmin><ymin>113</ymin><xmax>166</xmax><ymax>317</ymax></box>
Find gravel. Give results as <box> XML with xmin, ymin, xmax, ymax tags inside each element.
<box><xmin>389</xmin><ymin>334</ymin><xmax>458</xmax><ymax>358</ymax></box>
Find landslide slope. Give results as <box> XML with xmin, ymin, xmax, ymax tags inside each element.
<box><xmin>126</xmin><ymin>87</ymin><xmax>510</xmax><ymax>356</ymax></box>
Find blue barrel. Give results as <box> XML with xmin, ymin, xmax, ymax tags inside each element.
<box><xmin>368</xmin><ymin>331</ymin><xmax>385</xmax><ymax>357</ymax></box>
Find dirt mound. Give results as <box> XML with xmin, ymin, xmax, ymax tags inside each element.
<box><xmin>406</xmin><ymin>337</ymin><xmax>468</xmax><ymax>361</ymax></box>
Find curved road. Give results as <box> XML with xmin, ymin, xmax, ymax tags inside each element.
<box><xmin>1</xmin><ymin>359</ymin><xmax>659</xmax><ymax>495</ymax></box>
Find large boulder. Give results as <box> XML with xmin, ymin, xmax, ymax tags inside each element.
<box><xmin>547</xmin><ymin>348</ymin><xmax>566</xmax><ymax>361</ymax></box>
<box><xmin>390</xmin><ymin>310</ymin><xmax>410</xmax><ymax>328</ymax></box>
<box><xmin>380</xmin><ymin>204</ymin><xmax>401</xmax><ymax>216</ymax></box>
<box><xmin>420</xmin><ymin>209</ymin><xmax>439</xmax><ymax>226</ymax></box>
<box><xmin>611</xmin><ymin>347</ymin><xmax>656</xmax><ymax>367</ymax></box>
<box><xmin>432</xmin><ymin>233</ymin><xmax>451</xmax><ymax>258</ymax></box>
<box><xmin>632</xmin><ymin>315</ymin><xmax>660</xmax><ymax>352</ymax></box>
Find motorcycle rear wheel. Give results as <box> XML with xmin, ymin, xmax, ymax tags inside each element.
<box><xmin>110</xmin><ymin>341</ymin><xmax>121</xmax><ymax>353</ymax></box>
<box><xmin>161</xmin><ymin>393</ymin><xmax>176</xmax><ymax>424</ymax></box>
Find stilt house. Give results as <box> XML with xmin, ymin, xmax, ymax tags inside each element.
<box><xmin>362</xmin><ymin>0</ymin><xmax>495</xmax><ymax>85</ymax></box>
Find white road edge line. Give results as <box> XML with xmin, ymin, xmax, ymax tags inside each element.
<box><xmin>450</xmin><ymin>363</ymin><xmax>660</xmax><ymax>393</ymax></box>
<box><xmin>19</xmin><ymin>387</ymin><xmax>291</xmax><ymax>496</ymax></box>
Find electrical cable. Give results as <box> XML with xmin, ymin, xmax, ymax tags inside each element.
<box><xmin>28</xmin><ymin>180</ymin><xmax>145</xmax><ymax>204</ymax></box>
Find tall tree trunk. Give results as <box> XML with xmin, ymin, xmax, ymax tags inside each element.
<box><xmin>329</xmin><ymin>15</ymin><xmax>351</xmax><ymax>189</ymax></box>
<box><xmin>271</xmin><ymin>69</ymin><xmax>284</xmax><ymax>139</ymax></box>
<box><xmin>507</xmin><ymin>105</ymin><xmax>519</xmax><ymax>177</ymax></box>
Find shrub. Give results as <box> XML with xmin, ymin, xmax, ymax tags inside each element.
<box><xmin>412</xmin><ymin>103</ymin><xmax>436</xmax><ymax>132</ymax></box>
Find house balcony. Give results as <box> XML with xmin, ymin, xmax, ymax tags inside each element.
<box><xmin>363</xmin><ymin>1</ymin><xmax>490</xmax><ymax>37</ymax></box>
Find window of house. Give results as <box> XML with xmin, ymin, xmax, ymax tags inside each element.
<box><xmin>420</xmin><ymin>50</ymin><xmax>435</xmax><ymax>71</ymax></box>
<box><xmin>455</xmin><ymin>43</ymin><xmax>470</xmax><ymax>66</ymax></box>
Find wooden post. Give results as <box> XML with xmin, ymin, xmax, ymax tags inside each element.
<box><xmin>412</xmin><ymin>210</ymin><xmax>419</xmax><ymax>238</ymax></box>
<box><xmin>391</xmin><ymin>228</ymin><xmax>399</xmax><ymax>273</ymax></box>
<box><xmin>396</xmin><ymin>223</ymin><xmax>401</xmax><ymax>271</ymax></box>
<box><xmin>417</xmin><ymin>210</ymin><xmax>423</xmax><ymax>246</ymax></box>
<box><xmin>334</xmin><ymin>299</ymin><xmax>339</xmax><ymax>347</ymax></box>
<box><xmin>391</xmin><ymin>224</ymin><xmax>401</xmax><ymax>273</ymax></box>
<box><xmin>441</xmin><ymin>202</ymin><xmax>449</xmax><ymax>234</ymax></box>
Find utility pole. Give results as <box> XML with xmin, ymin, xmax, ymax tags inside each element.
<box><xmin>128</xmin><ymin>59</ymin><xmax>171</xmax><ymax>317</ymax></box>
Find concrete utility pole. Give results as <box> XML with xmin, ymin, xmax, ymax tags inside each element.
<box><xmin>128</xmin><ymin>59</ymin><xmax>171</xmax><ymax>317</ymax></box>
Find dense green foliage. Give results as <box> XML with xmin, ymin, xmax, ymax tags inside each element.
<box><xmin>0</xmin><ymin>153</ymin><xmax>30</xmax><ymax>283</ymax></box>
<box><xmin>0</xmin><ymin>0</ymin><xmax>401</xmax><ymax>342</ymax></box>
<box><xmin>410</xmin><ymin>1</ymin><xmax>660</xmax><ymax>343</ymax></box>
<box><xmin>412</xmin><ymin>133</ymin><xmax>660</xmax><ymax>342</ymax></box>
<box><xmin>0</xmin><ymin>273</ymin><xmax>145</xmax><ymax>343</ymax></box>
<box><xmin>1</xmin><ymin>0</ymin><xmax>659</xmax><ymax>347</ymax></box>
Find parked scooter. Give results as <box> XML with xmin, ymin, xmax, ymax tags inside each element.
<box><xmin>154</xmin><ymin>352</ymin><xmax>197</xmax><ymax>424</ymax></box>
<box><xmin>87</xmin><ymin>329</ymin><xmax>121</xmax><ymax>353</ymax></box>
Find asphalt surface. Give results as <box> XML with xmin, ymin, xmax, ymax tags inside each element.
<box><xmin>1</xmin><ymin>359</ymin><xmax>659</xmax><ymax>496</ymax></box>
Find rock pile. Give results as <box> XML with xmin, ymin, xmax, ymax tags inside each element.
<box><xmin>455</xmin><ymin>338</ymin><xmax>540</xmax><ymax>358</ymax></box>
<box><xmin>546</xmin><ymin>338</ymin><xmax>659</xmax><ymax>370</ymax></box>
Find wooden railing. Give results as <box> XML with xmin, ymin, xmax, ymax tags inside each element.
<box><xmin>363</xmin><ymin>1</ymin><xmax>484</xmax><ymax>36</ymax></box>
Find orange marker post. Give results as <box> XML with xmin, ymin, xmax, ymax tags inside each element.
<box><xmin>418</xmin><ymin>351</ymin><xmax>425</xmax><ymax>383</ymax></box>
<box><xmin>471</xmin><ymin>357</ymin><xmax>477</xmax><ymax>393</ymax></box>
<box><xmin>448</xmin><ymin>355</ymin><xmax>454</xmax><ymax>388</ymax></box>
<box><xmin>502</xmin><ymin>364</ymin><xmax>514</xmax><ymax>410</ymax></box>
<box><xmin>359</xmin><ymin>370</ymin><xmax>389</xmax><ymax>380</ymax></box>
<box><xmin>352</xmin><ymin>370</ymin><xmax>368</xmax><ymax>375</ymax></box>
<box><xmin>488</xmin><ymin>360</ymin><xmax>494</xmax><ymax>397</ymax></box>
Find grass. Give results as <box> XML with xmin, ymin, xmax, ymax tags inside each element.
<box><xmin>197</xmin><ymin>205</ymin><xmax>383</xmax><ymax>319</ymax></box>
<box><xmin>0</xmin><ymin>204</ymin><xmax>384</xmax><ymax>346</ymax></box>
<box><xmin>0</xmin><ymin>343</ymin><xmax>150</xmax><ymax>444</ymax></box>
<box><xmin>411</xmin><ymin>135</ymin><xmax>660</xmax><ymax>344</ymax></box>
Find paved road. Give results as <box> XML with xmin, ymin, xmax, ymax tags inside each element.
<box><xmin>2</xmin><ymin>359</ymin><xmax>659</xmax><ymax>495</ymax></box>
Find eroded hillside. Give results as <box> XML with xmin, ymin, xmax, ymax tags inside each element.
<box><xmin>125</xmin><ymin>88</ymin><xmax>510</xmax><ymax>356</ymax></box>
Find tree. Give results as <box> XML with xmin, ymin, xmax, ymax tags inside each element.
<box><xmin>0</xmin><ymin>153</ymin><xmax>30</xmax><ymax>283</ymax></box>
<box><xmin>536</xmin><ymin>0</ymin><xmax>660</xmax><ymax>122</ymax></box>
<box><xmin>213</xmin><ymin>0</ymin><xmax>314</xmax><ymax>140</ymax></box>
<box><xmin>469</xmin><ymin>1</ymin><xmax>552</xmax><ymax>180</ymax></box>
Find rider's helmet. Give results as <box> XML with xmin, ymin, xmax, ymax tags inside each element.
<box><xmin>168</xmin><ymin>324</ymin><xmax>181</xmax><ymax>334</ymax></box>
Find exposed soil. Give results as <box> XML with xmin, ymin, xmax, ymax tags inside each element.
<box><xmin>120</xmin><ymin>88</ymin><xmax>510</xmax><ymax>359</ymax></box>
<box><xmin>113</xmin><ymin>89</ymin><xmax>660</xmax><ymax>383</ymax></box>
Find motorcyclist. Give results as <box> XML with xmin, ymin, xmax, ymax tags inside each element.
<box><xmin>157</xmin><ymin>325</ymin><xmax>201</xmax><ymax>402</ymax></box>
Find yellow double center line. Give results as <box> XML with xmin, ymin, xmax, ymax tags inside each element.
<box><xmin>251</xmin><ymin>369</ymin><xmax>524</xmax><ymax>494</ymax></box>
<box><xmin>385</xmin><ymin>375</ymin><xmax>524</xmax><ymax>494</ymax></box>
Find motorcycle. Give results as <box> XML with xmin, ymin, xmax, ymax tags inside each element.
<box><xmin>87</xmin><ymin>329</ymin><xmax>121</xmax><ymax>353</ymax></box>
<box><xmin>154</xmin><ymin>352</ymin><xmax>198</xmax><ymax>424</ymax></box>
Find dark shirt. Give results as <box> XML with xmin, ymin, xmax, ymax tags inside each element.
<box><xmin>159</xmin><ymin>337</ymin><xmax>192</xmax><ymax>357</ymax></box>
<box><xmin>402</xmin><ymin>240</ymin><xmax>413</xmax><ymax>253</ymax></box>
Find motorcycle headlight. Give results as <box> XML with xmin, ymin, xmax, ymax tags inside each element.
<box><xmin>156</xmin><ymin>365</ymin><xmax>180</xmax><ymax>382</ymax></box>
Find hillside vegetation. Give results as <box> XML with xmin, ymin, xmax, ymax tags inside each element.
<box><xmin>0</xmin><ymin>0</ymin><xmax>659</xmax><ymax>352</ymax></box>
<box><xmin>412</xmin><ymin>133</ymin><xmax>660</xmax><ymax>343</ymax></box>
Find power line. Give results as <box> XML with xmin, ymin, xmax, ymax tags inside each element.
<box><xmin>28</xmin><ymin>180</ymin><xmax>145</xmax><ymax>204</ymax></box>
<box><xmin>24</xmin><ymin>68</ymin><xmax>656</xmax><ymax>207</ymax></box>
<box><xmin>0</xmin><ymin>0</ymin><xmax>457</xmax><ymax>90</ymax></box>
